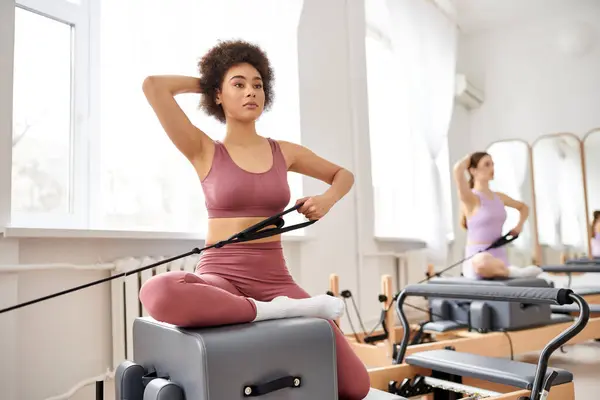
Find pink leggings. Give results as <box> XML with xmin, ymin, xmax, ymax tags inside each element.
<box><xmin>139</xmin><ymin>241</ymin><xmax>370</xmax><ymax>400</ymax></box>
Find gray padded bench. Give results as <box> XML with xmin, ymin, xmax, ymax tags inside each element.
<box><xmin>425</xmin><ymin>277</ymin><xmax>560</xmax><ymax>332</ymax></box>
<box><xmin>406</xmin><ymin>349</ymin><xmax>573</xmax><ymax>390</ymax></box>
<box><xmin>116</xmin><ymin>317</ymin><xmax>408</xmax><ymax>400</ymax></box>
<box><xmin>428</xmin><ymin>276</ymin><xmax>550</xmax><ymax>287</ymax></box>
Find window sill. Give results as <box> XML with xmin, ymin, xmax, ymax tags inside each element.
<box><xmin>374</xmin><ymin>236</ymin><xmax>427</xmax><ymax>252</ymax></box>
<box><xmin>373</xmin><ymin>236</ymin><xmax>455</xmax><ymax>252</ymax></box>
<box><xmin>374</xmin><ymin>236</ymin><xmax>427</xmax><ymax>246</ymax></box>
<box><xmin>1</xmin><ymin>226</ymin><xmax>310</xmax><ymax>242</ymax></box>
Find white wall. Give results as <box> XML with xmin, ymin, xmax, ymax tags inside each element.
<box><xmin>0</xmin><ymin>1</ymin><xmax>430</xmax><ymax>399</ymax></box>
<box><xmin>454</xmin><ymin>3</ymin><xmax>600</xmax><ymax>265</ymax></box>
<box><xmin>459</xmin><ymin>3</ymin><xmax>600</xmax><ymax>149</ymax></box>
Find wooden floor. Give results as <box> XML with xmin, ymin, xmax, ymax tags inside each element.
<box><xmin>517</xmin><ymin>340</ymin><xmax>600</xmax><ymax>400</ymax></box>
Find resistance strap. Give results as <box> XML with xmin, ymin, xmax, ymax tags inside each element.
<box><xmin>354</xmin><ymin>232</ymin><xmax>520</xmax><ymax>343</ymax></box>
<box><xmin>0</xmin><ymin>203</ymin><xmax>316</xmax><ymax>315</ymax></box>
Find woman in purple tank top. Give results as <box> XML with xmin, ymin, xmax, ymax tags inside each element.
<box><xmin>453</xmin><ymin>152</ymin><xmax>542</xmax><ymax>279</ymax></box>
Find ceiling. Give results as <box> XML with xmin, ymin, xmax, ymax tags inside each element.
<box><xmin>451</xmin><ymin>0</ymin><xmax>599</xmax><ymax>33</ymax></box>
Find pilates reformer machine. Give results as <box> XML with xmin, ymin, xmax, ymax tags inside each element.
<box><xmin>0</xmin><ymin>206</ymin><xmax>593</xmax><ymax>400</ymax></box>
<box><xmin>330</xmin><ymin>271</ymin><xmax>600</xmax><ymax>369</ymax></box>
<box><xmin>540</xmin><ymin>257</ymin><xmax>600</xmax><ymax>316</ymax></box>
<box><xmin>366</xmin><ymin>283</ymin><xmax>589</xmax><ymax>399</ymax></box>
<box><xmin>328</xmin><ymin>251</ymin><xmax>600</xmax><ymax>368</ymax></box>
<box><xmin>112</xmin><ymin>283</ymin><xmax>588</xmax><ymax>400</ymax></box>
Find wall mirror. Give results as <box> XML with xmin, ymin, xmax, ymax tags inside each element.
<box><xmin>532</xmin><ymin>133</ymin><xmax>588</xmax><ymax>264</ymax></box>
<box><xmin>583</xmin><ymin>128</ymin><xmax>600</xmax><ymax>258</ymax></box>
<box><xmin>486</xmin><ymin>140</ymin><xmax>538</xmax><ymax>266</ymax></box>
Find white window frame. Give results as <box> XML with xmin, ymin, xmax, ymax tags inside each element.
<box><xmin>11</xmin><ymin>0</ymin><xmax>91</xmax><ymax>230</ymax></box>
<box><xmin>6</xmin><ymin>0</ymin><xmax>308</xmax><ymax>240</ymax></box>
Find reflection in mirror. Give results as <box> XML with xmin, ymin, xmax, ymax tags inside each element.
<box><xmin>532</xmin><ymin>134</ymin><xmax>587</xmax><ymax>264</ymax></box>
<box><xmin>486</xmin><ymin>140</ymin><xmax>536</xmax><ymax>266</ymax></box>
<box><xmin>584</xmin><ymin>129</ymin><xmax>600</xmax><ymax>258</ymax></box>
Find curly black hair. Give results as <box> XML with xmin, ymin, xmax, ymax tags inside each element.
<box><xmin>197</xmin><ymin>40</ymin><xmax>274</xmax><ymax>123</ymax></box>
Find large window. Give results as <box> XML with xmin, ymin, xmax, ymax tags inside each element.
<box><xmin>365</xmin><ymin>31</ymin><xmax>416</xmax><ymax>238</ymax></box>
<box><xmin>12</xmin><ymin>0</ymin><xmax>90</xmax><ymax>229</ymax></box>
<box><xmin>10</xmin><ymin>0</ymin><xmax>304</xmax><ymax>233</ymax></box>
<box><xmin>365</xmin><ymin>0</ymin><xmax>455</xmax><ymax>243</ymax></box>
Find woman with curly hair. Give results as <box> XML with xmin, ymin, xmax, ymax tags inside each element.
<box><xmin>138</xmin><ymin>40</ymin><xmax>370</xmax><ymax>399</ymax></box>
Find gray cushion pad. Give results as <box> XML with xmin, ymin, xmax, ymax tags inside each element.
<box><xmin>364</xmin><ymin>388</ymin><xmax>406</xmax><ymax>399</ymax></box>
<box><xmin>428</xmin><ymin>277</ymin><xmax>551</xmax><ymax>288</ymax></box>
<box><xmin>551</xmin><ymin>304</ymin><xmax>600</xmax><ymax>313</ymax></box>
<box><xmin>422</xmin><ymin>320</ymin><xmax>466</xmax><ymax>332</ymax></box>
<box><xmin>406</xmin><ymin>350</ymin><xmax>573</xmax><ymax>389</ymax></box>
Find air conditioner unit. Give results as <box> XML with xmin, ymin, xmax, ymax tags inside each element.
<box><xmin>455</xmin><ymin>73</ymin><xmax>484</xmax><ymax>110</ymax></box>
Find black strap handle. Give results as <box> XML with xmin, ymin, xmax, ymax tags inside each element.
<box><xmin>0</xmin><ymin>202</ymin><xmax>316</xmax><ymax>315</ymax></box>
<box><xmin>243</xmin><ymin>376</ymin><xmax>302</xmax><ymax>397</ymax></box>
<box><xmin>485</xmin><ymin>232</ymin><xmax>519</xmax><ymax>250</ymax></box>
<box><xmin>218</xmin><ymin>202</ymin><xmax>316</xmax><ymax>247</ymax></box>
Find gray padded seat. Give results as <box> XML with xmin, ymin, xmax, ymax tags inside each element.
<box><xmin>422</xmin><ymin>320</ymin><xmax>466</xmax><ymax>332</ymax></box>
<box><xmin>551</xmin><ymin>304</ymin><xmax>600</xmax><ymax>313</ymax></box>
<box><xmin>406</xmin><ymin>350</ymin><xmax>573</xmax><ymax>390</ymax></box>
<box><xmin>428</xmin><ymin>277</ymin><xmax>551</xmax><ymax>287</ymax></box>
<box><xmin>364</xmin><ymin>388</ymin><xmax>406</xmax><ymax>399</ymax></box>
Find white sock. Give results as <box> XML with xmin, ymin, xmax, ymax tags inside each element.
<box><xmin>251</xmin><ymin>294</ymin><xmax>345</xmax><ymax>322</ymax></box>
<box><xmin>507</xmin><ymin>265</ymin><xmax>543</xmax><ymax>278</ymax></box>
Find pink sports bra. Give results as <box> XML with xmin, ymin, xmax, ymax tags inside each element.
<box><xmin>200</xmin><ymin>138</ymin><xmax>291</xmax><ymax>219</ymax></box>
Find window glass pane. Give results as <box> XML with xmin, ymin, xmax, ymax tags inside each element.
<box><xmin>365</xmin><ymin>35</ymin><xmax>415</xmax><ymax>238</ymax></box>
<box><xmin>97</xmin><ymin>0</ymin><xmax>303</xmax><ymax>232</ymax></box>
<box><xmin>12</xmin><ymin>7</ymin><xmax>73</xmax><ymax>215</ymax></box>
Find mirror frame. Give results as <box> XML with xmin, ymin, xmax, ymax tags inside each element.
<box><xmin>485</xmin><ymin>138</ymin><xmax>541</xmax><ymax>265</ymax></box>
<box><xmin>583</xmin><ymin>127</ymin><xmax>600</xmax><ymax>259</ymax></box>
<box><xmin>531</xmin><ymin>132</ymin><xmax>590</xmax><ymax>260</ymax></box>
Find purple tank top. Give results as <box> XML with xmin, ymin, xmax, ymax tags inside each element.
<box><xmin>466</xmin><ymin>190</ymin><xmax>507</xmax><ymax>243</ymax></box>
<box><xmin>592</xmin><ymin>233</ymin><xmax>600</xmax><ymax>257</ymax></box>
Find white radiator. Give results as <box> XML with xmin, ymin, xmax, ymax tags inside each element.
<box><xmin>109</xmin><ymin>253</ymin><xmax>201</xmax><ymax>366</ymax></box>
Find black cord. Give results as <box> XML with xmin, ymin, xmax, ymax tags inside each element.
<box><xmin>342</xmin><ymin>297</ymin><xmax>362</xmax><ymax>342</ymax></box>
<box><xmin>499</xmin><ymin>330</ymin><xmax>514</xmax><ymax>360</ymax></box>
<box><xmin>347</xmin><ymin>291</ymin><xmax>368</xmax><ymax>333</ymax></box>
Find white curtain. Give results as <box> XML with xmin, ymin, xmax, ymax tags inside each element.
<box><xmin>365</xmin><ymin>0</ymin><xmax>416</xmax><ymax>239</ymax></box>
<box><xmin>385</xmin><ymin>0</ymin><xmax>458</xmax><ymax>263</ymax></box>
<box><xmin>97</xmin><ymin>0</ymin><xmax>304</xmax><ymax>232</ymax></box>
